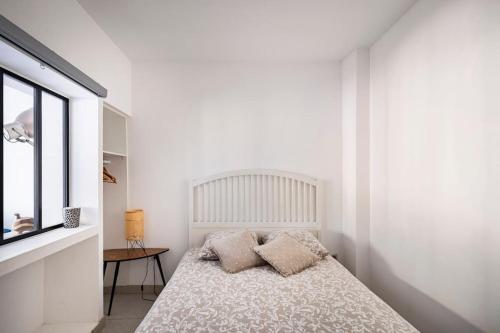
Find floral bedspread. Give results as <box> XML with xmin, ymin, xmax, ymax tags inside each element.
<box><xmin>135</xmin><ymin>249</ymin><xmax>418</xmax><ymax>333</ymax></box>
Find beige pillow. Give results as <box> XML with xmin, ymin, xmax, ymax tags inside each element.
<box><xmin>264</xmin><ymin>230</ymin><xmax>329</xmax><ymax>258</ymax></box>
<box><xmin>254</xmin><ymin>234</ymin><xmax>320</xmax><ymax>277</ymax></box>
<box><xmin>211</xmin><ymin>230</ymin><xmax>266</xmax><ymax>273</ymax></box>
<box><xmin>199</xmin><ymin>230</ymin><xmax>259</xmax><ymax>260</ymax></box>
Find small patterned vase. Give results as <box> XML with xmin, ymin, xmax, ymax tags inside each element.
<box><xmin>63</xmin><ymin>207</ymin><xmax>81</xmax><ymax>228</ymax></box>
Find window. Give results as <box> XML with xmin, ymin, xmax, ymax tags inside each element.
<box><xmin>1</xmin><ymin>67</ymin><xmax>69</xmax><ymax>245</ymax></box>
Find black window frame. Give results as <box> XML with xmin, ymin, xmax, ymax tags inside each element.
<box><xmin>0</xmin><ymin>66</ymin><xmax>69</xmax><ymax>246</ymax></box>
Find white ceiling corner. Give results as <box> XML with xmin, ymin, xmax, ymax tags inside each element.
<box><xmin>78</xmin><ymin>0</ymin><xmax>416</xmax><ymax>62</ymax></box>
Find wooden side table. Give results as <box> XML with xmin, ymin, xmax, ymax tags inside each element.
<box><xmin>103</xmin><ymin>248</ymin><xmax>169</xmax><ymax>315</ymax></box>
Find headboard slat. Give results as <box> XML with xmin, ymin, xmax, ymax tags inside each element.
<box><xmin>189</xmin><ymin>169</ymin><xmax>324</xmax><ymax>247</ymax></box>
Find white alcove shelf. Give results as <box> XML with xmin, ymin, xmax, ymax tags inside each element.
<box><xmin>103</xmin><ymin>104</ymin><xmax>127</xmax><ymax>156</ymax></box>
<box><xmin>103</xmin><ymin>104</ymin><xmax>130</xmax><ymax>286</ymax></box>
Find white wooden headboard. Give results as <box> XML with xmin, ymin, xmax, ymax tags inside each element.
<box><xmin>189</xmin><ymin>169</ymin><xmax>324</xmax><ymax>247</ymax></box>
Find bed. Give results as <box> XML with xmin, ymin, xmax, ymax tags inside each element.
<box><xmin>135</xmin><ymin>170</ymin><xmax>418</xmax><ymax>333</ymax></box>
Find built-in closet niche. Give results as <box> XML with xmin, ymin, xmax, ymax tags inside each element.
<box><xmin>103</xmin><ymin>104</ymin><xmax>129</xmax><ymax>286</ymax></box>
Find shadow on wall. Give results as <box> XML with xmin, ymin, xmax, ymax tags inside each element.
<box><xmin>324</xmin><ymin>231</ymin><xmax>482</xmax><ymax>331</ymax></box>
<box><xmin>367</xmin><ymin>247</ymin><xmax>483</xmax><ymax>333</ymax></box>
<box><xmin>337</xmin><ymin>233</ymin><xmax>357</xmax><ymax>274</ymax></box>
<box><xmin>322</xmin><ymin>229</ymin><xmax>344</xmax><ymax>262</ymax></box>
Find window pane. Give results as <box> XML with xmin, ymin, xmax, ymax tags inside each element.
<box><xmin>3</xmin><ymin>75</ymin><xmax>36</xmax><ymax>239</ymax></box>
<box><xmin>41</xmin><ymin>92</ymin><xmax>64</xmax><ymax>228</ymax></box>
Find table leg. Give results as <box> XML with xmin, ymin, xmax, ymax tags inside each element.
<box><xmin>155</xmin><ymin>255</ymin><xmax>167</xmax><ymax>286</ymax></box>
<box><xmin>103</xmin><ymin>261</ymin><xmax>107</xmax><ymax>278</ymax></box>
<box><xmin>107</xmin><ymin>261</ymin><xmax>120</xmax><ymax>316</ymax></box>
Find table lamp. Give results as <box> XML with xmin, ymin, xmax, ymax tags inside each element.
<box><xmin>125</xmin><ymin>209</ymin><xmax>145</xmax><ymax>249</ymax></box>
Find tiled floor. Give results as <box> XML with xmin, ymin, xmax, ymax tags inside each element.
<box><xmin>101</xmin><ymin>293</ymin><xmax>157</xmax><ymax>333</ymax></box>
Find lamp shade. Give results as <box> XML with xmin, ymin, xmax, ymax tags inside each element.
<box><xmin>125</xmin><ymin>209</ymin><xmax>144</xmax><ymax>241</ymax></box>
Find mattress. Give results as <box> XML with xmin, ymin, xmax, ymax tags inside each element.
<box><xmin>135</xmin><ymin>249</ymin><xmax>418</xmax><ymax>333</ymax></box>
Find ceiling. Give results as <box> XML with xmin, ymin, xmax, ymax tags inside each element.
<box><xmin>78</xmin><ymin>0</ymin><xmax>416</xmax><ymax>62</ymax></box>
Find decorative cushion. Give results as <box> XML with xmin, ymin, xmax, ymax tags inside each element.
<box><xmin>199</xmin><ymin>230</ymin><xmax>259</xmax><ymax>260</ymax></box>
<box><xmin>210</xmin><ymin>230</ymin><xmax>266</xmax><ymax>273</ymax></box>
<box><xmin>264</xmin><ymin>230</ymin><xmax>329</xmax><ymax>258</ymax></box>
<box><xmin>254</xmin><ymin>234</ymin><xmax>321</xmax><ymax>277</ymax></box>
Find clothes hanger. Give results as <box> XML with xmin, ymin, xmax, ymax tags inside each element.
<box><xmin>103</xmin><ymin>166</ymin><xmax>117</xmax><ymax>183</ymax></box>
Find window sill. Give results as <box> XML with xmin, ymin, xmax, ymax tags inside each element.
<box><xmin>0</xmin><ymin>224</ymin><xmax>98</xmax><ymax>277</ymax></box>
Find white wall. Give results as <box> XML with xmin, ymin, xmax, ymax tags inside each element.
<box><xmin>0</xmin><ymin>0</ymin><xmax>132</xmax><ymax>114</ymax></box>
<box><xmin>341</xmin><ymin>53</ymin><xmax>357</xmax><ymax>274</ymax></box>
<box><xmin>0</xmin><ymin>236</ymin><xmax>101</xmax><ymax>332</ymax></box>
<box><xmin>341</xmin><ymin>49</ymin><xmax>370</xmax><ymax>284</ymax></box>
<box><xmin>44</xmin><ymin>236</ymin><xmax>101</xmax><ymax>324</ymax></box>
<box><xmin>125</xmin><ymin>61</ymin><xmax>342</xmax><ymax>284</ymax></box>
<box><xmin>0</xmin><ymin>260</ymin><xmax>44</xmax><ymax>333</ymax></box>
<box><xmin>369</xmin><ymin>1</ymin><xmax>500</xmax><ymax>332</ymax></box>
<box><xmin>69</xmin><ymin>96</ymin><xmax>104</xmax><ymax>317</ymax></box>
